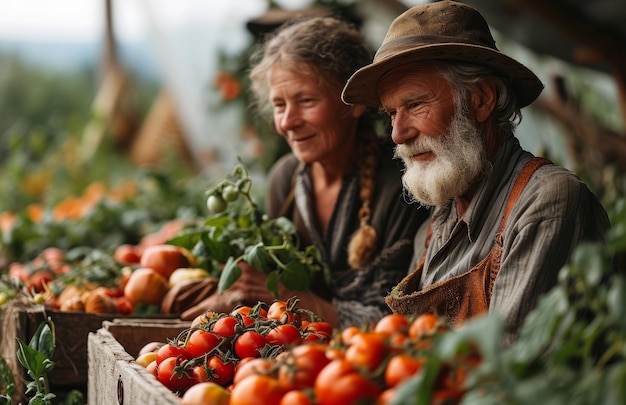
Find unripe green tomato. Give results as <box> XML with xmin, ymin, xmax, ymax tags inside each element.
<box><xmin>207</xmin><ymin>195</ymin><xmax>227</xmax><ymax>213</ymax></box>
<box><xmin>221</xmin><ymin>185</ymin><xmax>239</xmax><ymax>202</ymax></box>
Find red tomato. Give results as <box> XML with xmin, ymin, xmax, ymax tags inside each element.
<box><xmin>241</xmin><ymin>303</ymin><xmax>268</xmax><ymax>319</ymax></box>
<box><xmin>233</xmin><ymin>358</ymin><xmax>274</xmax><ymax>384</ymax></box>
<box><xmin>304</xmin><ymin>321</ymin><xmax>333</xmax><ymax>336</ymax></box>
<box><xmin>267</xmin><ymin>300</ymin><xmax>300</xmax><ymax>324</ymax></box>
<box><xmin>234</xmin><ymin>331</ymin><xmax>267</xmax><ymax>359</ymax></box>
<box><xmin>230</xmin><ymin>375</ymin><xmax>286</xmax><ymax>405</ymax></box>
<box><xmin>384</xmin><ymin>354</ymin><xmax>424</xmax><ymax>388</ymax></box>
<box><xmin>180</xmin><ymin>381</ymin><xmax>231</xmax><ymax>405</ymax></box>
<box><xmin>186</xmin><ymin>329</ymin><xmax>222</xmax><ymax>358</ymax></box>
<box><xmin>267</xmin><ymin>324</ymin><xmax>303</xmax><ymax>348</ymax></box>
<box><xmin>113</xmin><ymin>243</ymin><xmax>141</xmax><ymax>265</ymax></box>
<box><xmin>408</xmin><ymin>313</ymin><xmax>441</xmax><ymax>339</ymax></box>
<box><xmin>156</xmin><ymin>343</ymin><xmax>191</xmax><ymax>365</ymax></box>
<box><xmin>114</xmin><ymin>296</ymin><xmax>134</xmax><ymax>315</ymax></box>
<box><xmin>7</xmin><ymin>262</ymin><xmax>29</xmax><ymax>283</ymax></box>
<box><xmin>277</xmin><ymin>344</ymin><xmax>330</xmax><ymax>391</ymax></box>
<box><xmin>344</xmin><ymin>332</ymin><xmax>388</xmax><ymax>372</ymax></box>
<box><xmin>40</xmin><ymin>247</ymin><xmax>70</xmax><ymax>275</ymax></box>
<box><xmin>377</xmin><ymin>387</ymin><xmax>397</xmax><ymax>405</ymax></box>
<box><xmin>146</xmin><ymin>360</ymin><xmax>158</xmax><ymax>378</ymax></box>
<box><xmin>123</xmin><ymin>267</ymin><xmax>169</xmax><ymax>306</ymax></box>
<box><xmin>27</xmin><ymin>270</ymin><xmax>54</xmax><ymax>292</ymax></box>
<box><xmin>374</xmin><ymin>313</ymin><xmax>409</xmax><ymax>336</ymax></box>
<box><xmin>314</xmin><ymin>359</ymin><xmax>381</xmax><ymax>405</ymax></box>
<box><xmin>192</xmin><ymin>365</ymin><xmax>209</xmax><ymax>383</ymax></box>
<box><xmin>340</xmin><ymin>326</ymin><xmax>361</xmax><ymax>345</ymax></box>
<box><xmin>157</xmin><ymin>356</ymin><xmax>194</xmax><ymax>392</ymax></box>
<box><xmin>279</xmin><ymin>390</ymin><xmax>313</xmax><ymax>405</ymax></box>
<box><xmin>140</xmin><ymin>244</ymin><xmax>193</xmax><ymax>279</ymax></box>
<box><xmin>207</xmin><ymin>355</ymin><xmax>235</xmax><ymax>386</ymax></box>
<box><xmin>212</xmin><ymin>316</ymin><xmax>240</xmax><ymax>337</ymax></box>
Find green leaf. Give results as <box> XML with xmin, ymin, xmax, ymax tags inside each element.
<box><xmin>218</xmin><ymin>257</ymin><xmax>242</xmax><ymax>293</ymax></box>
<box><xmin>278</xmin><ymin>260</ymin><xmax>310</xmax><ymax>292</ymax></box>
<box><xmin>0</xmin><ymin>357</ymin><xmax>16</xmax><ymax>400</ymax></box>
<box><xmin>243</xmin><ymin>243</ymin><xmax>271</xmax><ymax>271</ymax></box>
<box><xmin>30</xmin><ymin>321</ymin><xmax>55</xmax><ymax>360</ymax></box>
<box><xmin>202</xmin><ymin>233</ymin><xmax>231</xmax><ymax>263</ymax></box>
<box><xmin>16</xmin><ymin>338</ymin><xmax>48</xmax><ymax>380</ymax></box>
<box><xmin>273</xmin><ymin>216</ymin><xmax>297</xmax><ymax>235</ymax></box>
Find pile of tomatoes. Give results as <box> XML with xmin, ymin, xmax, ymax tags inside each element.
<box><xmin>136</xmin><ymin>298</ymin><xmax>482</xmax><ymax>405</ymax></box>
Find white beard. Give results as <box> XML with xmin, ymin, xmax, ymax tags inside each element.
<box><xmin>394</xmin><ymin>107</ymin><xmax>489</xmax><ymax>207</ymax></box>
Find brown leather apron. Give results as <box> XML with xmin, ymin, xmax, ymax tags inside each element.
<box><xmin>385</xmin><ymin>157</ymin><xmax>550</xmax><ymax>327</ymax></box>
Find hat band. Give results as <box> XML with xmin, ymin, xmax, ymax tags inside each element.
<box><xmin>375</xmin><ymin>34</ymin><xmax>497</xmax><ymax>62</ymax></box>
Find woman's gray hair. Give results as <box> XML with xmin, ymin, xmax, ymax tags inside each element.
<box><xmin>248</xmin><ymin>16</ymin><xmax>371</xmax><ymax>118</ymax></box>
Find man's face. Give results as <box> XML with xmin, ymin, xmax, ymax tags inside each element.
<box><xmin>378</xmin><ymin>63</ymin><xmax>489</xmax><ymax>207</ymax></box>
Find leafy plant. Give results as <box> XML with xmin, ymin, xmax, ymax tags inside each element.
<box><xmin>0</xmin><ymin>318</ymin><xmax>83</xmax><ymax>405</ymax></box>
<box><xmin>170</xmin><ymin>163</ymin><xmax>330</xmax><ymax>299</ymax></box>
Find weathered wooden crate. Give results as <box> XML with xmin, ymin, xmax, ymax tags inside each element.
<box><xmin>87</xmin><ymin>319</ymin><xmax>189</xmax><ymax>405</ymax></box>
<box><xmin>0</xmin><ymin>300</ymin><xmax>182</xmax><ymax>404</ymax></box>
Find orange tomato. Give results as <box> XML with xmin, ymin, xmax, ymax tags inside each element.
<box><xmin>123</xmin><ymin>268</ymin><xmax>169</xmax><ymax>306</ymax></box>
<box><xmin>314</xmin><ymin>359</ymin><xmax>380</xmax><ymax>405</ymax></box>
<box><xmin>230</xmin><ymin>375</ymin><xmax>287</xmax><ymax>405</ymax></box>
<box><xmin>384</xmin><ymin>354</ymin><xmax>424</xmax><ymax>388</ymax></box>
<box><xmin>140</xmin><ymin>244</ymin><xmax>193</xmax><ymax>279</ymax></box>
<box><xmin>344</xmin><ymin>332</ymin><xmax>388</xmax><ymax>372</ymax></box>
<box><xmin>374</xmin><ymin>313</ymin><xmax>409</xmax><ymax>336</ymax></box>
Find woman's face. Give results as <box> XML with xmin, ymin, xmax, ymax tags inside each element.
<box><xmin>269</xmin><ymin>65</ymin><xmax>362</xmax><ymax>164</ymax></box>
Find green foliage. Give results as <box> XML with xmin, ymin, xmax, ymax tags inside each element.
<box><xmin>6</xmin><ymin>318</ymin><xmax>83</xmax><ymax>405</ymax></box>
<box><xmin>169</xmin><ymin>163</ymin><xmax>329</xmax><ymax>298</ymax></box>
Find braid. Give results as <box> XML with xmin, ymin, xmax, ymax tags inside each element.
<box><xmin>347</xmin><ymin>133</ymin><xmax>379</xmax><ymax>269</ymax></box>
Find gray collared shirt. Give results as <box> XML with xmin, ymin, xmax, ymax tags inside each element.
<box><xmin>409</xmin><ymin>133</ymin><xmax>610</xmax><ymax>335</ymax></box>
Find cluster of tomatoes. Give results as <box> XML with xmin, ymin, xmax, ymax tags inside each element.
<box><xmin>136</xmin><ymin>298</ymin><xmax>481</xmax><ymax>405</ymax></box>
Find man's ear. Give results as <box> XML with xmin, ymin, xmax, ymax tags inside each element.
<box><xmin>351</xmin><ymin>104</ymin><xmax>367</xmax><ymax>118</ymax></box>
<box><xmin>472</xmin><ymin>81</ymin><xmax>497</xmax><ymax>122</ymax></box>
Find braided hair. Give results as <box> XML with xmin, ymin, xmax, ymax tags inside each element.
<box><xmin>249</xmin><ymin>16</ymin><xmax>380</xmax><ymax>270</ymax></box>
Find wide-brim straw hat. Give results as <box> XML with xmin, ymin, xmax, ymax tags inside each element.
<box><xmin>342</xmin><ymin>0</ymin><xmax>543</xmax><ymax>109</ymax></box>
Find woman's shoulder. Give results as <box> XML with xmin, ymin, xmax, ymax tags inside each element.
<box><xmin>267</xmin><ymin>153</ymin><xmax>301</xmax><ymax>184</ymax></box>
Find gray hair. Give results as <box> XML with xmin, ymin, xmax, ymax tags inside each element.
<box><xmin>249</xmin><ymin>16</ymin><xmax>371</xmax><ymax>118</ymax></box>
<box><xmin>437</xmin><ymin>62</ymin><xmax>522</xmax><ymax>136</ymax></box>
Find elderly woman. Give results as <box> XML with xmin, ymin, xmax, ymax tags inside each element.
<box><xmin>200</xmin><ymin>15</ymin><xmax>428</xmax><ymax>329</ymax></box>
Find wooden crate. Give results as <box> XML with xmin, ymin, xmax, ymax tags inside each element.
<box><xmin>0</xmin><ymin>300</ymin><xmax>182</xmax><ymax>404</ymax></box>
<box><xmin>88</xmin><ymin>319</ymin><xmax>189</xmax><ymax>405</ymax></box>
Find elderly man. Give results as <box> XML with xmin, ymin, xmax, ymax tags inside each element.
<box><xmin>342</xmin><ymin>0</ymin><xmax>610</xmax><ymax>340</ymax></box>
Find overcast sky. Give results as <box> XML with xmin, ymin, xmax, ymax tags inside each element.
<box><xmin>0</xmin><ymin>0</ymin><xmax>314</xmax><ymax>43</ymax></box>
